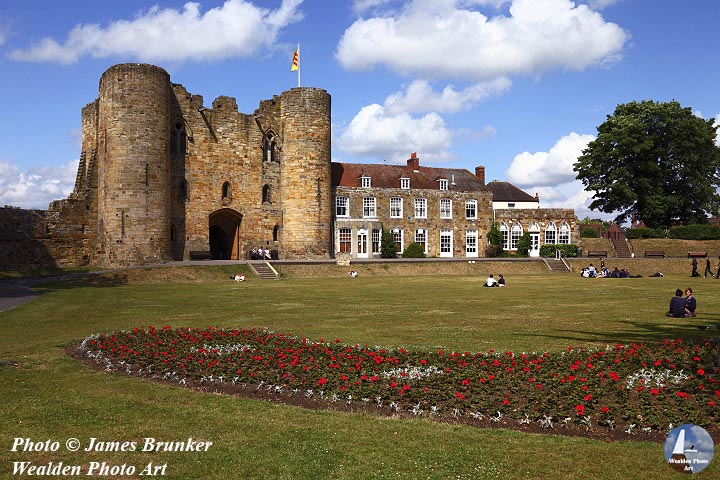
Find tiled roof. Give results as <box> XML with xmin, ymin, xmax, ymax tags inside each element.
<box><xmin>483</xmin><ymin>181</ymin><xmax>538</xmax><ymax>203</ymax></box>
<box><xmin>331</xmin><ymin>162</ymin><xmax>486</xmax><ymax>192</ymax></box>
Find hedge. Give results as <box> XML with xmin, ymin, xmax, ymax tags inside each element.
<box><xmin>540</xmin><ymin>244</ymin><xmax>579</xmax><ymax>258</ymax></box>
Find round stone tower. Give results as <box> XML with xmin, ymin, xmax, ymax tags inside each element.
<box><xmin>96</xmin><ymin>64</ymin><xmax>172</xmax><ymax>266</ymax></box>
<box><xmin>279</xmin><ymin>87</ymin><xmax>332</xmax><ymax>258</ymax></box>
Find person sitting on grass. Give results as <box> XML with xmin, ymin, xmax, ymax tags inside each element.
<box><xmin>685</xmin><ymin>288</ymin><xmax>696</xmax><ymax>317</ymax></box>
<box><xmin>497</xmin><ymin>274</ymin><xmax>506</xmax><ymax>287</ymax></box>
<box><xmin>666</xmin><ymin>289</ymin><xmax>687</xmax><ymax>318</ymax></box>
<box><xmin>484</xmin><ymin>274</ymin><xmax>499</xmax><ymax>287</ymax></box>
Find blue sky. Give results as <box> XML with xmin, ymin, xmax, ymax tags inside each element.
<box><xmin>1</xmin><ymin>0</ymin><xmax>719</xmax><ymax>218</ymax></box>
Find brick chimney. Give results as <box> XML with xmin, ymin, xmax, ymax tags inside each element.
<box><xmin>475</xmin><ymin>166</ymin><xmax>485</xmax><ymax>185</ymax></box>
<box><xmin>407</xmin><ymin>152</ymin><xmax>420</xmax><ymax>172</ymax></box>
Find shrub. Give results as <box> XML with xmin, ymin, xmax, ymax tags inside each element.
<box><xmin>402</xmin><ymin>242</ymin><xmax>426</xmax><ymax>258</ymax></box>
<box><xmin>668</xmin><ymin>224</ymin><xmax>720</xmax><ymax>240</ymax></box>
<box><xmin>580</xmin><ymin>227</ymin><xmax>599</xmax><ymax>238</ymax></box>
<box><xmin>625</xmin><ymin>227</ymin><xmax>665</xmax><ymax>239</ymax></box>
<box><xmin>516</xmin><ymin>233</ymin><xmax>532</xmax><ymax>256</ymax></box>
<box><xmin>540</xmin><ymin>244</ymin><xmax>579</xmax><ymax>258</ymax></box>
<box><xmin>380</xmin><ymin>230</ymin><xmax>398</xmax><ymax>258</ymax></box>
<box><xmin>486</xmin><ymin>222</ymin><xmax>504</xmax><ymax>257</ymax></box>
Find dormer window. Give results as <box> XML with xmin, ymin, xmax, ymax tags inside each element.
<box><xmin>400</xmin><ymin>178</ymin><xmax>410</xmax><ymax>189</ymax></box>
<box><xmin>439</xmin><ymin>179</ymin><xmax>448</xmax><ymax>191</ymax></box>
<box><xmin>361</xmin><ymin>176</ymin><xmax>371</xmax><ymax>188</ymax></box>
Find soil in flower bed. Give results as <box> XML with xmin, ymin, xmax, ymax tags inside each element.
<box><xmin>68</xmin><ymin>326</ymin><xmax>720</xmax><ymax>444</ymax></box>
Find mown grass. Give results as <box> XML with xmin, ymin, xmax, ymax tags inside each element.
<box><xmin>1</xmin><ymin>264</ymin><xmax>719</xmax><ymax>479</ymax></box>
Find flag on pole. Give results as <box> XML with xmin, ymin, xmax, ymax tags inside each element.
<box><xmin>291</xmin><ymin>47</ymin><xmax>299</xmax><ymax>72</ymax></box>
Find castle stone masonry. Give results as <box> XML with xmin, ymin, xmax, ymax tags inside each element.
<box><xmin>1</xmin><ymin>63</ymin><xmax>576</xmax><ymax>268</ymax></box>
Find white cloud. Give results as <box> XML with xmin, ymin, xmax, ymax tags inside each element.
<box><xmin>0</xmin><ymin>160</ymin><xmax>78</xmax><ymax>209</ymax></box>
<box><xmin>384</xmin><ymin>77</ymin><xmax>511</xmax><ymax>114</ymax></box>
<box><xmin>336</xmin><ymin>0</ymin><xmax>628</xmax><ymax>81</ymax></box>
<box><xmin>504</xmin><ymin>132</ymin><xmax>609</xmax><ymax>216</ymax></box>
<box><xmin>506</xmin><ymin>132</ymin><xmax>594</xmax><ymax>187</ymax></box>
<box><xmin>8</xmin><ymin>0</ymin><xmax>303</xmax><ymax>64</ymax></box>
<box><xmin>336</xmin><ymin>103</ymin><xmax>454</xmax><ymax>163</ymax></box>
<box><xmin>338</xmin><ymin>76</ymin><xmax>505</xmax><ymax>162</ymax></box>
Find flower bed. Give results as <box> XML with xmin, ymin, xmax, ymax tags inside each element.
<box><xmin>77</xmin><ymin>326</ymin><xmax>719</xmax><ymax>440</ymax></box>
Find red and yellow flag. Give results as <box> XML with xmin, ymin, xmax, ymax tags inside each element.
<box><xmin>291</xmin><ymin>47</ymin><xmax>299</xmax><ymax>71</ymax></box>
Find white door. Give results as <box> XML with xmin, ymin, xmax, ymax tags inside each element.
<box><xmin>357</xmin><ymin>229</ymin><xmax>368</xmax><ymax>258</ymax></box>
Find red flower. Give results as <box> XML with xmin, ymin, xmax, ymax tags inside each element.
<box><xmin>601</xmin><ymin>406</ymin><xmax>610</xmax><ymax>414</ymax></box>
<box><xmin>317</xmin><ymin>377</ymin><xmax>328</xmax><ymax>386</ymax></box>
<box><xmin>462</xmin><ymin>378</ymin><xmax>470</xmax><ymax>386</ymax></box>
<box><xmin>575</xmin><ymin>404</ymin><xmax>585</xmax><ymax>415</ymax></box>
<box><xmin>455</xmin><ymin>392</ymin><xmax>465</xmax><ymax>399</ymax></box>
<box><xmin>676</xmin><ymin>391</ymin><xmax>689</xmax><ymax>399</ymax></box>
<box><xmin>697</xmin><ymin>368</ymin><xmax>705</xmax><ymax>376</ymax></box>
<box><xmin>583</xmin><ymin>394</ymin><xmax>592</xmax><ymax>401</ymax></box>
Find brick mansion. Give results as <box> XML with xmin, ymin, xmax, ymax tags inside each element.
<box><xmin>1</xmin><ymin>63</ymin><xmax>576</xmax><ymax>268</ymax></box>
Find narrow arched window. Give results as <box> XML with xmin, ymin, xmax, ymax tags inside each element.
<box><xmin>263</xmin><ymin>132</ymin><xmax>278</xmax><ymax>163</ymax></box>
<box><xmin>499</xmin><ymin>222</ymin><xmax>509</xmax><ymax>251</ymax></box>
<box><xmin>262</xmin><ymin>184</ymin><xmax>271</xmax><ymax>204</ymax></box>
<box><xmin>222</xmin><ymin>181</ymin><xmax>231</xmax><ymax>199</ymax></box>
<box><xmin>273</xmin><ymin>225</ymin><xmax>279</xmax><ymax>242</ymax></box>
<box><xmin>179</xmin><ymin>180</ymin><xmax>188</xmax><ymax>202</ymax></box>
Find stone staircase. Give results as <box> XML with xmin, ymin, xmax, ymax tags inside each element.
<box><xmin>543</xmin><ymin>258</ymin><xmax>571</xmax><ymax>272</ymax></box>
<box><xmin>610</xmin><ymin>236</ymin><xmax>633</xmax><ymax>258</ymax></box>
<box><xmin>248</xmin><ymin>261</ymin><xmax>279</xmax><ymax>280</ymax></box>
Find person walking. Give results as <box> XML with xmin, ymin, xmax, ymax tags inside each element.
<box><xmin>704</xmin><ymin>256</ymin><xmax>712</xmax><ymax>277</ymax></box>
<box><xmin>691</xmin><ymin>257</ymin><xmax>700</xmax><ymax>277</ymax></box>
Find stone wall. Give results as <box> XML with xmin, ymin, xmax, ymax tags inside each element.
<box><xmin>0</xmin><ymin>207</ymin><xmax>55</xmax><ymax>269</ymax></box>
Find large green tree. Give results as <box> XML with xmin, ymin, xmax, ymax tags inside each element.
<box><xmin>574</xmin><ymin>100</ymin><xmax>720</xmax><ymax>228</ymax></box>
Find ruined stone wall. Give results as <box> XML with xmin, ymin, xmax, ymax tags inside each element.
<box><xmin>0</xmin><ymin>207</ymin><xmax>55</xmax><ymax>269</ymax></box>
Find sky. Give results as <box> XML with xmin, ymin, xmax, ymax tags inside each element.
<box><xmin>1</xmin><ymin>0</ymin><xmax>719</xmax><ymax>220</ymax></box>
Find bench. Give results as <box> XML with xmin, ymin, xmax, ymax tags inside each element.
<box><xmin>189</xmin><ymin>250</ymin><xmax>211</xmax><ymax>260</ymax></box>
<box><xmin>644</xmin><ymin>250</ymin><xmax>665</xmax><ymax>258</ymax></box>
<box><xmin>688</xmin><ymin>251</ymin><xmax>707</xmax><ymax>258</ymax></box>
<box><xmin>587</xmin><ymin>250</ymin><xmax>607</xmax><ymax>258</ymax></box>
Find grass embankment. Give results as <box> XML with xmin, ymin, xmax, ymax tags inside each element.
<box><xmin>1</xmin><ymin>264</ymin><xmax>719</xmax><ymax>479</ymax></box>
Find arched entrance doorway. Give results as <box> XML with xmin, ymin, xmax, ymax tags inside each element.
<box><xmin>209</xmin><ymin>209</ymin><xmax>242</xmax><ymax>260</ymax></box>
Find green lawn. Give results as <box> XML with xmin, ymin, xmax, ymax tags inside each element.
<box><xmin>1</xmin><ymin>265</ymin><xmax>719</xmax><ymax>479</ymax></box>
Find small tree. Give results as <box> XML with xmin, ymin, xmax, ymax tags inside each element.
<box><xmin>380</xmin><ymin>230</ymin><xmax>398</xmax><ymax>258</ymax></box>
<box><xmin>581</xmin><ymin>227</ymin><xmax>599</xmax><ymax>238</ymax></box>
<box><xmin>403</xmin><ymin>242</ymin><xmax>426</xmax><ymax>258</ymax></box>
<box><xmin>516</xmin><ymin>233</ymin><xmax>532</xmax><ymax>256</ymax></box>
<box><xmin>485</xmin><ymin>222</ymin><xmax>504</xmax><ymax>258</ymax></box>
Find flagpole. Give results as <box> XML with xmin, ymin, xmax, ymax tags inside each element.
<box><xmin>297</xmin><ymin>43</ymin><xmax>300</xmax><ymax>87</ymax></box>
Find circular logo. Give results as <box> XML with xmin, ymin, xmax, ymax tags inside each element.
<box><xmin>664</xmin><ymin>424</ymin><xmax>714</xmax><ymax>475</ymax></box>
